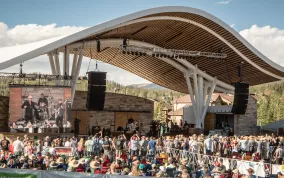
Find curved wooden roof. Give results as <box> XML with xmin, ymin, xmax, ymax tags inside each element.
<box><xmin>0</xmin><ymin>6</ymin><xmax>283</xmax><ymax>94</ymax></box>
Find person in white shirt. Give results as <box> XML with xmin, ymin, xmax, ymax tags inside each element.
<box><xmin>13</xmin><ymin>137</ymin><xmax>24</xmax><ymax>156</ymax></box>
<box><xmin>64</xmin><ymin>138</ymin><xmax>71</xmax><ymax>147</ymax></box>
<box><xmin>204</xmin><ymin>136</ymin><xmax>213</xmax><ymax>155</ymax></box>
<box><xmin>240</xmin><ymin>137</ymin><xmax>249</xmax><ymax>153</ymax></box>
<box><xmin>130</xmin><ymin>134</ymin><xmax>140</xmax><ymax>157</ymax></box>
<box><xmin>85</xmin><ymin>136</ymin><xmax>94</xmax><ymax>156</ymax></box>
<box><xmin>190</xmin><ymin>137</ymin><xmax>198</xmax><ymax>154</ymax></box>
<box><xmin>49</xmin><ymin>144</ymin><xmax>56</xmax><ymax>156</ymax></box>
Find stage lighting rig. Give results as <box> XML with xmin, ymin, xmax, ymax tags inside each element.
<box><xmin>120</xmin><ymin>45</ymin><xmax>227</xmax><ymax>59</ymax></box>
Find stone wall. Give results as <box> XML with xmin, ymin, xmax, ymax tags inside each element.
<box><xmin>72</xmin><ymin>91</ymin><xmax>153</xmax><ymax>112</ymax></box>
<box><xmin>0</xmin><ymin>96</ymin><xmax>9</xmax><ymax>132</ymax></box>
<box><xmin>234</xmin><ymin>96</ymin><xmax>258</xmax><ymax>135</ymax></box>
<box><xmin>72</xmin><ymin>91</ymin><xmax>154</xmax><ymax>135</ymax></box>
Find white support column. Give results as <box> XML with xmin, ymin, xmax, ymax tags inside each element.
<box><xmin>66</xmin><ymin>48</ymin><xmax>70</xmax><ymax>75</ymax></box>
<box><xmin>63</xmin><ymin>47</ymin><xmax>70</xmax><ymax>76</ymax></box>
<box><xmin>201</xmin><ymin>78</ymin><xmax>217</xmax><ymax>127</ymax></box>
<box><xmin>203</xmin><ymin>84</ymin><xmax>209</xmax><ymax>104</ymax></box>
<box><xmin>71</xmin><ymin>48</ymin><xmax>84</xmax><ymax>105</ymax></box>
<box><xmin>185</xmin><ymin>72</ymin><xmax>197</xmax><ymax>122</ymax></box>
<box><xmin>198</xmin><ymin>75</ymin><xmax>204</xmax><ymax>127</ymax></box>
<box><xmin>193</xmin><ymin>69</ymin><xmax>200</xmax><ymax>128</ymax></box>
<box><xmin>48</xmin><ymin>53</ymin><xmax>56</xmax><ymax>75</ymax></box>
<box><xmin>54</xmin><ymin>51</ymin><xmax>61</xmax><ymax>75</ymax></box>
<box><xmin>71</xmin><ymin>49</ymin><xmax>78</xmax><ymax>77</ymax></box>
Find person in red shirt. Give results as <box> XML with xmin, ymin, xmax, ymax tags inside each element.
<box><xmin>9</xmin><ymin>140</ymin><xmax>14</xmax><ymax>155</ymax></box>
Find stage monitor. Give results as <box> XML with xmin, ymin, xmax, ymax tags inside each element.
<box><xmin>9</xmin><ymin>86</ymin><xmax>72</xmax><ymax>132</ymax></box>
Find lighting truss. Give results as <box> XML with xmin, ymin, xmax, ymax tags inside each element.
<box><xmin>120</xmin><ymin>45</ymin><xmax>227</xmax><ymax>59</ymax></box>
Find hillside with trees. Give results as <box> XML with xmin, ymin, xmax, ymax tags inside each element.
<box><xmin>250</xmin><ymin>81</ymin><xmax>284</xmax><ymax>126</ymax></box>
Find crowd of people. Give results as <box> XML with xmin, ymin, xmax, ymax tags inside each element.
<box><xmin>0</xmin><ymin>132</ymin><xmax>283</xmax><ymax>177</ymax></box>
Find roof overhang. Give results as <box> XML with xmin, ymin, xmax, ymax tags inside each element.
<box><xmin>0</xmin><ymin>6</ymin><xmax>283</xmax><ymax>93</ymax></box>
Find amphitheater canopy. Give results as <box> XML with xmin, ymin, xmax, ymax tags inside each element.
<box><xmin>0</xmin><ymin>6</ymin><xmax>283</xmax><ymax>94</ymax></box>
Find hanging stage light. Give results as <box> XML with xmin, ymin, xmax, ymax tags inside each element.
<box><xmin>123</xmin><ymin>39</ymin><xmax>127</xmax><ymax>50</ymax></box>
<box><xmin>96</xmin><ymin>39</ymin><xmax>101</xmax><ymax>53</ymax></box>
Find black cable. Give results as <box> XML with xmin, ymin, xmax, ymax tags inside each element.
<box><xmin>225</xmin><ymin>59</ymin><xmax>232</xmax><ymax>84</ymax></box>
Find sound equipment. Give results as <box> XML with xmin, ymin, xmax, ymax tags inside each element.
<box><xmin>97</xmin><ymin>39</ymin><xmax>101</xmax><ymax>52</ymax></box>
<box><xmin>232</xmin><ymin>82</ymin><xmax>249</xmax><ymax>114</ymax></box>
<box><xmin>86</xmin><ymin>71</ymin><xmax>106</xmax><ymax>110</ymax></box>
<box><xmin>92</xmin><ymin>126</ymin><xmax>101</xmax><ymax>135</ymax></box>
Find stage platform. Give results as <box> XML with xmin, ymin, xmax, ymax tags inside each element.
<box><xmin>0</xmin><ymin>132</ymin><xmax>74</xmax><ymax>141</ymax></box>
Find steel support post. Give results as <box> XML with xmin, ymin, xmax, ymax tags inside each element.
<box><xmin>198</xmin><ymin>75</ymin><xmax>204</xmax><ymax>127</ymax></box>
<box><xmin>185</xmin><ymin>73</ymin><xmax>197</xmax><ymax>122</ymax></box>
<box><xmin>71</xmin><ymin>49</ymin><xmax>78</xmax><ymax>77</ymax></box>
<box><xmin>193</xmin><ymin>70</ymin><xmax>200</xmax><ymax>128</ymax></box>
<box><xmin>71</xmin><ymin>48</ymin><xmax>84</xmax><ymax>105</ymax></box>
<box><xmin>201</xmin><ymin>78</ymin><xmax>217</xmax><ymax>127</ymax></box>
<box><xmin>48</xmin><ymin>53</ymin><xmax>56</xmax><ymax>75</ymax></box>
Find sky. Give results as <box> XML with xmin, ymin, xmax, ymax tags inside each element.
<box><xmin>0</xmin><ymin>0</ymin><xmax>283</xmax><ymax>85</ymax></box>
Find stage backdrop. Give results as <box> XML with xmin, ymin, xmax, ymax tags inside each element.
<box><xmin>9</xmin><ymin>86</ymin><xmax>71</xmax><ymax>129</ymax></box>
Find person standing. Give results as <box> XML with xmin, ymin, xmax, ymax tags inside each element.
<box><xmin>130</xmin><ymin>134</ymin><xmax>140</xmax><ymax>157</ymax></box>
<box><xmin>114</xmin><ymin>134</ymin><xmax>126</xmax><ymax>161</ymax></box>
<box><xmin>148</xmin><ymin>137</ymin><xmax>156</xmax><ymax>155</ymax></box>
<box><xmin>77</xmin><ymin>138</ymin><xmax>85</xmax><ymax>158</ymax></box>
<box><xmin>85</xmin><ymin>136</ymin><xmax>94</xmax><ymax>156</ymax></box>
<box><xmin>204</xmin><ymin>136</ymin><xmax>213</xmax><ymax>155</ymax></box>
<box><xmin>274</xmin><ymin>145</ymin><xmax>284</xmax><ymax>165</ymax></box>
<box><xmin>102</xmin><ymin>136</ymin><xmax>111</xmax><ymax>158</ymax></box>
<box><xmin>1</xmin><ymin>136</ymin><xmax>10</xmax><ymax>156</ymax></box>
<box><xmin>21</xmin><ymin>95</ymin><xmax>36</xmax><ymax>124</ymax></box>
<box><xmin>13</xmin><ymin>137</ymin><xmax>24</xmax><ymax>157</ymax></box>
<box><xmin>139</xmin><ymin>136</ymin><xmax>149</xmax><ymax>157</ymax></box>
<box><xmin>93</xmin><ymin>133</ymin><xmax>101</xmax><ymax>156</ymax></box>
<box><xmin>55</xmin><ymin>99</ymin><xmax>64</xmax><ymax>128</ymax></box>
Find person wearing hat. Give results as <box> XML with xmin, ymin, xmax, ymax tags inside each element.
<box><xmin>90</xmin><ymin>160</ymin><xmax>101</xmax><ymax>174</ymax></box>
<box><xmin>56</xmin><ymin>157</ymin><xmax>67</xmax><ymax>171</ymax></box>
<box><xmin>78</xmin><ymin>158</ymin><xmax>86</xmax><ymax>171</ymax></box>
<box><xmin>68</xmin><ymin>160</ymin><xmax>79</xmax><ymax>172</ymax></box>
<box><xmin>120</xmin><ymin>167</ymin><xmax>130</xmax><ymax>175</ymax></box>
<box><xmin>242</xmin><ymin>168</ymin><xmax>255</xmax><ymax>178</ymax></box>
<box><xmin>139</xmin><ymin>163</ymin><xmax>147</xmax><ymax>176</ymax></box>
<box><xmin>232</xmin><ymin>169</ymin><xmax>242</xmax><ymax>178</ymax></box>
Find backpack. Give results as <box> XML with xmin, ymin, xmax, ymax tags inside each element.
<box><xmin>115</xmin><ymin>140</ymin><xmax>124</xmax><ymax>150</ymax></box>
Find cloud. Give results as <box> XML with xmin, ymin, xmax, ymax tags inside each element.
<box><xmin>240</xmin><ymin>25</ymin><xmax>284</xmax><ymax>66</ymax></box>
<box><xmin>216</xmin><ymin>0</ymin><xmax>232</xmax><ymax>4</ymax></box>
<box><xmin>230</xmin><ymin>24</ymin><xmax>236</xmax><ymax>28</ymax></box>
<box><xmin>0</xmin><ymin>22</ymin><xmax>150</xmax><ymax>85</ymax></box>
<box><xmin>0</xmin><ymin>22</ymin><xmax>86</xmax><ymax>47</ymax></box>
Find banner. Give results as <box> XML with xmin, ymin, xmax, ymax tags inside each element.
<box><xmin>0</xmin><ymin>169</ymin><xmax>40</xmax><ymax>178</ymax></box>
<box><xmin>55</xmin><ymin>147</ymin><xmax>73</xmax><ymax>156</ymax></box>
<box><xmin>0</xmin><ymin>168</ymin><xmax>144</xmax><ymax>178</ymax></box>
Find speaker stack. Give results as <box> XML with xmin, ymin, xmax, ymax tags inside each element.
<box><xmin>231</xmin><ymin>82</ymin><xmax>249</xmax><ymax>114</ymax></box>
<box><xmin>86</xmin><ymin>71</ymin><xmax>106</xmax><ymax>110</ymax></box>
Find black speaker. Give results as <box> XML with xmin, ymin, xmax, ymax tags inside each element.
<box><xmin>232</xmin><ymin>82</ymin><xmax>249</xmax><ymax>114</ymax></box>
<box><xmin>86</xmin><ymin>71</ymin><xmax>106</xmax><ymax>110</ymax></box>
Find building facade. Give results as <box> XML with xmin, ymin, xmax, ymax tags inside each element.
<box><xmin>71</xmin><ymin>91</ymin><xmax>154</xmax><ymax>135</ymax></box>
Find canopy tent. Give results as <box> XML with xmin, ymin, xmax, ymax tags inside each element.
<box><xmin>261</xmin><ymin>120</ymin><xmax>284</xmax><ymax>132</ymax></box>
